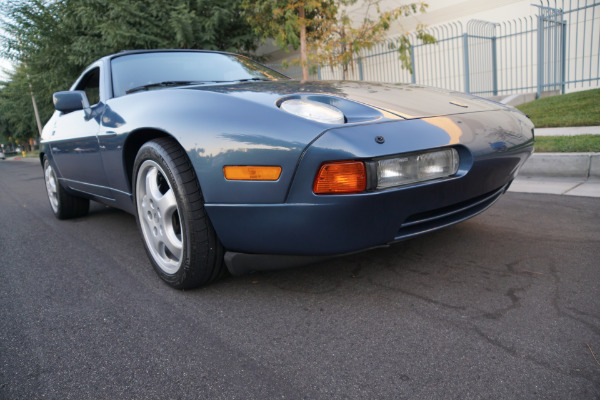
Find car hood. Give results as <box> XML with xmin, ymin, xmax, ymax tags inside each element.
<box><xmin>184</xmin><ymin>80</ymin><xmax>508</xmax><ymax>119</ymax></box>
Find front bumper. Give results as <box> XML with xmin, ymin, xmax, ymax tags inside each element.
<box><xmin>205</xmin><ymin>109</ymin><xmax>534</xmax><ymax>269</ymax></box>
<box><xmin>222</xmin><ymin>182</ymin><xmax>511</xmax><ymax>275</ymax></box>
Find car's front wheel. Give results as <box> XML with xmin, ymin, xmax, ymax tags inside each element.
<box><xmin>133</xmin><ymin>138</ymin><xmax>224</xmax><ymax>289</ymax></box>
<box><xmin>43</xmin><ymin>157</ymin><xmax>90</xmax><ymax>219</ymax></box>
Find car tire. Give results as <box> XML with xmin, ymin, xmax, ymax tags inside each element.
<box><xmin>43</xmin><ymin>157</ymin><xmax>90</xmax><ymax>219</ymax></box>
<box><xmin>133</xmin><ymin>138</ymin><xmax>224</xmax><ymax>289</ymax></box>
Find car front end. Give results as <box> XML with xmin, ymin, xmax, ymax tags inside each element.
<box><xmin>40</xmin><ymin>49</ymin><xmax>535</xmax><ymax>287</ymax></box>
<box><xmin>195</xmin><ymin>84</ymin><xmax>534</xmax><ymax>274</ymax></box>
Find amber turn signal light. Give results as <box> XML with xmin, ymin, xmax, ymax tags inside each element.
<box><xmin>224</xmin><ymin>166</ymin><xmax>282</xmax><ymax>181</ymax></box>
<box><xmin>313</xmin><ymin>161</ymin><xmax>367</xmax><ymax>194</ymax></box>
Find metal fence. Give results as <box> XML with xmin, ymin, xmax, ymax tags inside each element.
<box><xmin>270</xmin><ymin>0</ymin><xmax>600</xmax><ymax>98</ymax></box>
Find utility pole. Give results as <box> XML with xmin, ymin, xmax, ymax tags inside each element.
<box><xmin>27</xmin><ymin>77</ymin><xmax>43</xmax><ymax>138</ymax></box>
<box><xmin>20</xmin><ymin>44</ymin><xmax>43</xmax><ymax>138</ymax></box>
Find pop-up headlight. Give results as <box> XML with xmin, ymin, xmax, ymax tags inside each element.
<box><xmin>280</xmin><ymin>99</ymin><xmax>345</xmax><ymax>124</ymax></box>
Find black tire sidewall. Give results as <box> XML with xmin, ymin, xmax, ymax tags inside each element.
<box><xmin>43</xmin><ymin>158</ymin><xmax>61</xmax><ymax>217</ymax></box>
<box><xmin>43</xmin><ymin>157</ymin><xmax>89</xmax><ymax>220</ymax></box>
<box><xmin>43</xmin><ymin>157</ymin><xmax>72</xmax><ymax>219</ymax></box>
<box><xmin>133</xmin><ymin>140</ymin><xmax>203</xmax><ymax>288</ymax></box>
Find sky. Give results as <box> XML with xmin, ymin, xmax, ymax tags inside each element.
<box><xmin>0</xmin><ymin>18</ymin><xmax>11</xmax><ymax>81</ymax></box>
<box><xmin>0</xmin><ymin>22</ymin><xmax>11</xmax><ymax>82</ymax></box>
<box><xmin>0</xmin><ymin>58</ymin><xmax>13</xmax><ymax>81</ymax></box>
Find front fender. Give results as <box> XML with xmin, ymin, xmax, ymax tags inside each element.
<box><xmin>103</xmin><ymin>89</ymin><xmax>330</xmax><ymax>204</ymax></box>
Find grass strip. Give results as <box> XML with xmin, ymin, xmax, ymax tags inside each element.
<box><xmin>516</xmin><ymin>88</ymin><xmax>600</xmax><ymax>127</ymax></box>
<box><xmin>535</xmin><ymin>135</ymin><xmax>600</xmax><ymax>152</ymax></box>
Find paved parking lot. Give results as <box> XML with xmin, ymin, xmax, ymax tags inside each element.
<box><xmin>1</xmin><ymin>159</ymin><xmax>599</xmax><ymax>399</ymax></box>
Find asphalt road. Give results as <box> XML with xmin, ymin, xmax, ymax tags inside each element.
<box><xmin>1</xmin><ymin>159</ymin><xmax>599</xmax><ymax>400</ymax></box>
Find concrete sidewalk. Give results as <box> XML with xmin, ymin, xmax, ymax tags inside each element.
<box><xmin>509</xmin><ymin>176</ymin><xmax>600</xmax><ymax>197</ymax></box>
<box><xmin>509</xmin><ymin>152</ymin><xmax>600</xmax><ymax>197</ymax></box>
<box><xmin>508</xmin><ymin>125</ymin><xmax>600</xmax><ymax>197</ymax></box>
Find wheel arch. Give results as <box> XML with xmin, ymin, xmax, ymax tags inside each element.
<box><xmin>123</xmin><ymin>128</ymin><xmax>177</xmax><ymax>191</ymax></box>
<box><xmin>39</xmin><ymin>141</ymin><xmax>51</xmax><ymax>168</ymax></box>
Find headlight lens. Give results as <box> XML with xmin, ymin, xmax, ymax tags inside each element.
<box><xmin>280</xmin><ymin>99</ymin><xmax>345</xmax><ymax>124</ymax></box>
<box><xmin>377</xmin><ymin>148</ymin><xmax>459</xmax><ymax>189</ymax></box>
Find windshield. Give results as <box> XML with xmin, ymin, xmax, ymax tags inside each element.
<box><xmin>111</xmin><ymin>52</ymin><xmax>289</xmax><ymax>97</ymax></box>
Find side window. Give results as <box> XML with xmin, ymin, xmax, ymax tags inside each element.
<box><xmin>75</xmin><ymin>68</ymin><xmax>100</xmax><ymax>106</ymax></box>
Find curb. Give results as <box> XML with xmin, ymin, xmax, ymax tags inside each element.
<box><xmin>520</xmin><ymin>153</ymin><xmax>600</xmax><ymax>178</ymax></box>
<box><xmin>535</xmin><ymin>126</ymin><xmax>600</xmax><ymax>136</ymax></box>
<box><xmin>4</xmin><ymin>157</ymin><xmax>40</xmax><ymax>163</ymax></box>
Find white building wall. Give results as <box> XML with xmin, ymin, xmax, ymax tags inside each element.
<box><xmin>262</xmin><ymin>0</ymin><xmax>538</xmax><ymax>65</ymax></box>
<box><xmin>263</xmin><ymin>0</ymin><xmax>599</xmax><ymax>96</ymax></box>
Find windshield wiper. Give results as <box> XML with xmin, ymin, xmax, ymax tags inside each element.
<box><xmin>202</xmin><ymin>78</ymin><xmax>275</xmax><ymax>84</ymax></box>
<box><xmin>126</xmin><ymin>78</ymin><xmax>276</xmax><ymax>94</ymax></box>
<box><xmin>235</xmin><ymin>77</ymin><xmax>275</xmax><ymax>82</ymax></box>
<box><xmin>126</xmin><ymin>81</ymin><xmax>206</xmax><ymax>94</ymax></box>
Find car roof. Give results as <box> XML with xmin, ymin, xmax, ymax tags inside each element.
<box><xmin>106</xmin><ymin>49</ymin><xmax>235</xmax><ymax>61</ymax></box>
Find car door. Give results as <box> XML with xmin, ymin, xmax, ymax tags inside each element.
<box><xmin>50</xmin><ymin>66</ymin><xmax>113</xmax><ymax>199</ymax></box>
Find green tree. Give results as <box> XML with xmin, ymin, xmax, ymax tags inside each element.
<box><xmin>241</xmin><ymin>0</ymin><xmax>338</xmax><ymax>81</ymax></box>
<box><xmin>316</xmin><ymin>1</ymin><xmax>436</xmax><ymax>79</ymax></box>
<box><xmin>95</xmin><ymin>0</ymin><xmax>257</xmax><ymax>53</ymax></box>
<box><xmin>242</xmin><ymin>0</ymin><xmax>435</xmax><ymax>80</ymax></box>
<box><xmin>0</xmin><ymin>66</ymin><xmax>40</xmax><ymax>148</ymax></box>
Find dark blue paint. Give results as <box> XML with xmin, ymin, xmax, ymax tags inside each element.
<box><xmin>41</xmin><ymin>50</ymin><xmax>534</xmax><ymax>259</ymax></box>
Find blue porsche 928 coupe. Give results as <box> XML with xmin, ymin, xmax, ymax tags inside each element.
<box><xmin>41</xmin><ymin>49</ymin><xmax>534</xmax><ymax>289</ymax></box>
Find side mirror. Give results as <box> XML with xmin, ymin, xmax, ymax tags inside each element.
<box><xmin>53</xmin><ymin>91</ymin><xmax>91</xmax><ymax>114</ymax></box>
